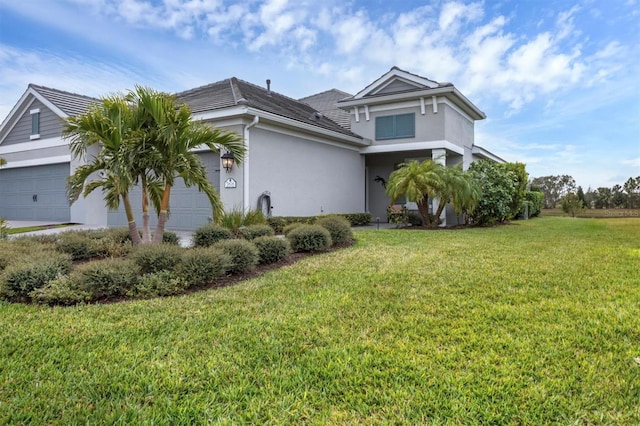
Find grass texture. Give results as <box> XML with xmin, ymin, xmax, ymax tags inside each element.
<box><xmin>1</xmin><ymin>217</ymin><xmax>638</xmax><ymax>424</ymax></box>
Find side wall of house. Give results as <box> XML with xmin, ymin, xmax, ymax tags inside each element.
<box><xmin>231</xmin><ymin>125</ymin><xmax>365</xmax><ymax>217</ymax></box>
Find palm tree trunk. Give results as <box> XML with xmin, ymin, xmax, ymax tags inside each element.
<box><xmin>141</xmin><ymin>176</ymin><xmax>151</xmax><ymax>243</ymax></box>
<box><xmin>122</xmin><ymin>193</ymin><xmax>142</xmax><ymax>246</ymax></box>
<box><xmin>434</xmin><ymin>199</ymin><xmax>447</xmax><ymax>226</ymax></box>
<box><xmin>153</xmin><ymin>184</ymin><xmax>171</xmax><ymax>243</ymax></box>
<box><xmin>417</xmin><ymin>198</ymin><xmax>432</xmax><ymax>227</ymax></box>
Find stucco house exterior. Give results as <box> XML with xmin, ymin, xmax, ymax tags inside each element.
<box><xmin>0</xmin><ymin>67</ymin><xmax>504</xmax><ymax>230</ymax></box>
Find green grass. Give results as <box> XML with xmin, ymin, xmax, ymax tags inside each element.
<box><xmin>7</xmin><ymin>224</ymin><xmax>70</xmax><ymax>235</ymax></box>
<box><xmin>1</xmin><ymin>217</ymin><xmax>639</xmax><ymax>424</ymax></box>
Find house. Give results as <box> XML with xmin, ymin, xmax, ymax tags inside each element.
<box><xmin>0</xmin><ymin>67</ymin><xmax>504</xmax><ymax>229</ymax></box>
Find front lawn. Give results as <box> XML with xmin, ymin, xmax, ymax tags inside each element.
<box><xmin>1</xmin><ymin>217</ymin><xmax>638</xmax><ymax>424</ymax></box>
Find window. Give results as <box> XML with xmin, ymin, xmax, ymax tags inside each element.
<box><xmin>375</xmin><ymin>113</ymin><xmax>415</xmax><ymax>140</ymax></box>
<box><xmin>30</xmin><ymin>108</ymin><xmax>40</xmax><ymax>139</ymax></box>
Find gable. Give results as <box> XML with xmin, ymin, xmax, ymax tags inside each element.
<box><xmin>1</xmin><ymin>98</ymin><xmax>63</xmax><ymax>146</ymax></box>
<box><xmin>352</xmin><ymin>67</ymin><xmax>439</xmax><ymax>100</ymax></box>
<box><xmin>374</xmin><ymin>79</ymin><xmax>424</xmax><ymax>96</ymax></box>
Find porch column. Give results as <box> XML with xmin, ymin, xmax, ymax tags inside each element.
<box><xmin>432</xmin><ymin>149</ymin><xmax>446</xmax><ymax>226</ymax></box>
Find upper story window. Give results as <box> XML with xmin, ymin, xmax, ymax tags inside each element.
<box><xmin>375</xmin><ymin>113</ymin><xmax>415</xmax><ymax>140</ymax></box>
<box><xmin>30</xmin><ymin>108</ymin><xmax>40</xmax><ymax>140</ymax></box>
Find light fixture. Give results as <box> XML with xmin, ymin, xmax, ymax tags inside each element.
<box><xmin>221</xmin><ymin>152</ymin><xmax>235</xmax><ymax>172</ymax></box>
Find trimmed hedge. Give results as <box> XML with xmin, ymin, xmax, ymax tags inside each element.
<box><xmin>282</xmin><ymin>223</ymin><xmax>304</xmax><ymax>236</ymax></box>
<box><xmin>131</xmin><ymin>244</ymin><xmax>183</xmax><ymax>274</ymax></box>
<box><xmin>178</xmin><ymin>247</ymin><xmax>230</xmax><ymax>288</ymax></box>
<box><xmin>213</xmin><ymin>239</ymin><xmax>259</xmax><ymax>274</ymax></box>
<box><xmin>267</xmin><ymin>212</ymin><xmax>371</xmax><ymax>233</ymax></box>
<box><xmin>192</xmin><ymin>224</ymin><xmax>233</xmax><ymax>248</ymax></box>
<box><xmin>239</xmin><ymin>224</ymin><xmax>275</xmax><ymax>240</ymax></box>
<box><xmin>128</xmin><ymin>271</ymin><xmax>188</xmax><ymax>298</ymax></box>
<box><xmin>287</xmin><ymin>225</ymin><xmax>332</xmax><ymax>252</ymax></box>
<box><xmin>253</xmin><ymin>236</ymin><xmax>291</xmax><ymax>264</ymax></box>
<box><xmin>0</xmin><ymin>253</ymin><xmax>72</xmax><ymax>300</ymax></box>
<box><xmin>316</xmin><ymin>215</ymin><xmax>353</xmax><ymax>245</ymax></box>
<box><xmin>30</xmin><ymin>276</ymin><xmax>92</xmax><ymax>306</ymax></box>
<box><xmin>74</xmin><ymin>259</ymin><xmax>140</xmax><ymax>299</ymax></box>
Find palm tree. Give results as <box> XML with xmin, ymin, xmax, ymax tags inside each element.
<box><xmin>131</xmin><ymin>86</ymin><xmax>245</xmax><ymax>242</ymax></box>
<box><xmin>386</xmin><ymin>160</ymin><xmax>444</xmax><ymax>227</ymax></box>
<box><xmin>433</xmin><ymin>166</ymin><xmax>480</xmax><ymax>221</ymax></box>
<box><xmin>63</xmin><ymin>96</ymin><xmax>144</xmax><ymax>246</ymax></box>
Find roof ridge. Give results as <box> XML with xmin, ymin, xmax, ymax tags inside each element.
<box><xmin>299</xmin><ymin>88</ymin><xmax>352</xmax><ymax>100</ymax></box>
<box><xmin>28</xmin><ymin>84</ymin><xmax>100</xmax><ymax>101</ymax></box>
<box><xmin>174</xmin><ymin>78</ymin><xmax>231</xmax><ymax>97</ymax></box>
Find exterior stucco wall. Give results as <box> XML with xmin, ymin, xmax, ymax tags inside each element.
<box><xmin>243</xmin><ymin>126</ymin><xmax>365</xmax><ymax>217</ymax></box>
<box><xmin>3</xmin><ymin>99</ymin><xmax>63</xmax><ymax>145</ymax></box>
<box><xmin>349</xmin><ymin>104</ymin><xmax>446</xmax><ymax>146</ymax></box>
<box><xmin>443</xmin><ymin>104</ymin><xmax>474</xmax><ymax>149</ymax></box>
<box><xmin>0</xmin><ymin>143</ymin><xmax>69</xmax><ymax>163</ymax></box>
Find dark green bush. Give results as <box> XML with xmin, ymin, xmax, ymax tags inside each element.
<box><xmin>287</xmin><ymin>225</ymin><xmax>332</xmax><ymax>252</ymax></box>
<box><xmin>253</xmin><ymin>236</ymin><xmax>291</xmax><ymax>264</ymax></box>
<box><xmin>131</xmin><ymin>244</ymin><xmax>183</xmax><ymax>274</ymax></box>
<box><xmin>75</xmin><ymin>259</ymin><xmax>140</xmax><ymax>299</ymax></box>
<box><xmin>55</xmin><ymin>232</ymin><xmax>95</xmax><ymax>260</ymax></box>
<box><xmin>342</xmin><ymin>213</ymin><xmax>372</xmax><ymax>226</ymax></box>
<box><xmin>178</xmin><ymin>247</ymin><xmax>230</xmax><ymax>288</ymax></box>
<box><xmin>1</xmin><ymin>254</ymin><xmax>72</xmax><ymax>300</ymax></box>
<box><xmin>213</xmin><ymin>239</ymin><xmax>259</xmax><ymax>274</ymax></box>
<box><xmin>239</xmin><ymin>224</ymin><xmax>275</xmax><ymax>240</ymax></box>
<box><xmin>282</xmin><ymin>222</ymin><xmax>304</xmax><ymax>236</ymax></box>
<box><xmin>161</xmin><ymin>231</ymin><xmax>181</xmax><ymax>245</ymax></box>
<box><xmin>0</xmin><ymin>240</ymin><xmax>57</xmax><ymax>271</ymax></box>
<box><xmin>407</xmin><ymin>211</ymin><xmax>423</xmax><ymax>226</ymax></box>
<box><xmin>316</xmin><ymin>215</ymin><xmax>353</xmax><ymax>245</ymax></box>
<box><xmin>266</xmin><ymin>217</ymin><xmax>287</xmax><ymax>233</ymax></box>
<box><xmin>30</xmin><ymin>276</ymin><xmax>92</xmax><ymax>306</ymax></box>
<box><xmin>127</xmin><ymin>271</ymin><xmax>187</xmax><ymax>298</ymax></box>
<box><xmin>192</xmin><ymin>224</ymin><xmax>233</xmax><ymax>248</ymax></box>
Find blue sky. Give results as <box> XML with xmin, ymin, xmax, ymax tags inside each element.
<box><xmin>0</xmin><ymin>0</ymin><xmax>638</xmax><ymax>189</ymax></box>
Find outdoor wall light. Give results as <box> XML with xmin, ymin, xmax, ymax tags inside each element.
<box><xmin>221</xmin><ymin>152</ymin><xmax>235</xmax><ymax>172</ymax></box>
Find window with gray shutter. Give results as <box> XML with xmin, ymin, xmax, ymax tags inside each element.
<box><xmin>375</xmin><ymin>113</ymin><xmax>415</xmax><ymax>140</ymax></box>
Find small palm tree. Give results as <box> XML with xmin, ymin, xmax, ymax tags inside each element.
<box><xmin>386</xmin><ymin>160</ymin><xmax>444</xmax><ymax>227</ymax></box>
<box><xmin>433</xmin><ymin>166</ymin><xmax>480</xmax><ymax>221</ymax></box>
<box><xmin>63</xmin><ymin>96</ymin><xmax>144</xmax><ymax>246</ymax></box>
<box><xmin>131</xmin><ymin>86</ymin><xmax>245</xmax><ymax>242</ymax></box>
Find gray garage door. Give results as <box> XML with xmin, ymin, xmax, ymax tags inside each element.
<box><xmin>107</xmin><ymin>152</ymin><xmax>221</xmax><ymax>231</ymax></box>
<box><xmin>0</xmin><ymin>163</ymin><xmax>71</xmax><ymax>221</ymax></box>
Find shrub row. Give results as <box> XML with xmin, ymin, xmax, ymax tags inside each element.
<box><xmin>267</xmin><ymin>213</ymin><xmax>371</xmax><ymax>233</ymax></box>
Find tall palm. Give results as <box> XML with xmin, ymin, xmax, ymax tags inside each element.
<box><xmin>386</xmin><ymin>160</ymin><xmax>444</xmax><ymax>227</ymax></box>
<box><xmin>132</xmin><ymin>86</ymin><xmax>245</xmax><ymax>242</ymax></box>
<box><xmin>63</xmin><ymin>96</ymin><xmax>144</xmax><ymax>246</ymax></box>
<box><xmin>433</xmin><ymin>166</ymin><xmax>480</xmax><ymax>221</ymax></box>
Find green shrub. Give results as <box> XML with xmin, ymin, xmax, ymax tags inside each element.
<box><xmin>266</xmin><ymin>217</ymin><xmax>287</xmax><ymax>233</ymax></box>
<box><xmin>91</xmin><ymin>235</ymin><xmax>132</xmax><ymax>258</ymax></box>
<box><xmin>253</xmin><ymin>236</ymin><xmax>291</xmax><ymax>264</ymax></box>
<box><xmin>239</xmin><ymin>224</ymin><xmax>275</xmax><ymax>240</ymax></box>
<box><xmin>316</xmin><ymin>215</ymin><xmax>353</xmax><ymax>245</ymax></box>
<box><xmin>30</xmin><ymin>275</ymin><xmax>92</xmax><ymax>306</ymax></box>
<box><xmin>342</xmin><ymin>213</ymin><xmax>372</xmax><ymax>226</ymax></box>
<box><xmin>0</xmin><ymin>218</ymin><xmax>8</xmax><ymax>240</ymax></box>
<box><xmin>127</xmin><ymin>271</ymin><xmax>188</xmax><ymax>298</ymax></box>
<box><xmin>387</xmin><ymin>205</ymin><xmax>409</xmax><ymax>226</ymax></box>
<box><xmin>56</xmin><ymin>232</ymin><xmax>95</xmax><ymax>260</ymax></box>
<box><xmin>131</xmin><ymin>244</ymin><xmax>183</xmax><ymax>274</ymax></box>
<box><xmin>178</xmin><ymin>247</ymin><xmax>230</xmax><ymax>288</ymax></box>
<box><xmin>218</xmin><ymin>207</ymin><xmax>267</xmax><ymax>236</ymax></box>
<box><xmin>287</xmin><ymin>225</ymin><xmax>332</xmax><ymax>253</ymax></box>
<box><xmin>0</xmin><ymin>240</ymin><xmax>57</xmax><ymax>272</ymax></box>
<box><xmin>192</xmin><ymin>224</ymin><xmax>233</xmax><ymax>248</ymax></box>
<box><xmin>11</xmin><ymin>233</ymin><xmax>59</xmax><ymax>244</ymax></box>
<box><xmin>75</xmin><ymin>259</ymin><xmax>140</xmax><ymax>299</ymax></box>
<box><xmin>213</xmin><ymin>239</ymin><xmax>259</xmax><ymax>274</ymax></box>
<box><xmin>407</xmin><ymin>211</ymin><xmax>423</xmax><ymax>226</ymax></box>
<box><xmin>107</xmin><ymin>228</ymin><xmax>136</xmax><ymax>244</ymax></box>
<box><xmin>282</xmin><ymin>222</ymin><xmax>304</xmax><ymax>236</ymax></box>
<box><xmin>1</xmin><ymin>254</ymin><xmax>72</xmax><ymax>300</ymax></box>
<box><xmin>161</xmin><ymin>231</ymin><xmax>181</xmax><ymax>246</ymax></box>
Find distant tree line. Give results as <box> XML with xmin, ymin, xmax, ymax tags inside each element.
<box><xmin>531</xmin><ymin>175</ymin><xmax>640</xmax><ymax>209</ymax></box>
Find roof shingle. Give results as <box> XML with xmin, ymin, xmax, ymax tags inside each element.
<box><xmin>29</xmin><ymin>84</ymin><xmax>99</xmax><ymax>117</ymax></box>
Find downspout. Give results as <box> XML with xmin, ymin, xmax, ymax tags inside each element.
<box><xmin>243</xmin><ymin>115</ymin><xmax>259</xmax><ymax>212</ymax></box>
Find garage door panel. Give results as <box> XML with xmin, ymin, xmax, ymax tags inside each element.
<box><xmin>0</xmin><ymin>163</ymin><xmax>70</xmax><ymax>221</ymax></box>
<box><xmin>107</xmin><ymin>152</ymin><xmax>220</xmax><ymax>231</ymax></box>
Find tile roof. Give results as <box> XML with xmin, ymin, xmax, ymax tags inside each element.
<box><xmin>29</xmin><ymin>84</ymin><xmax>99</xmax><ymax>117</ymax></box>
<box><xmin>176</xmin><ymin>78</ymin><xmax>360</xmax><ymax>138</ymax></box>
<box><xmin>299</xmin><ymin>89</ymin><xmax>352</xmax><ymax>130</ymax></box>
